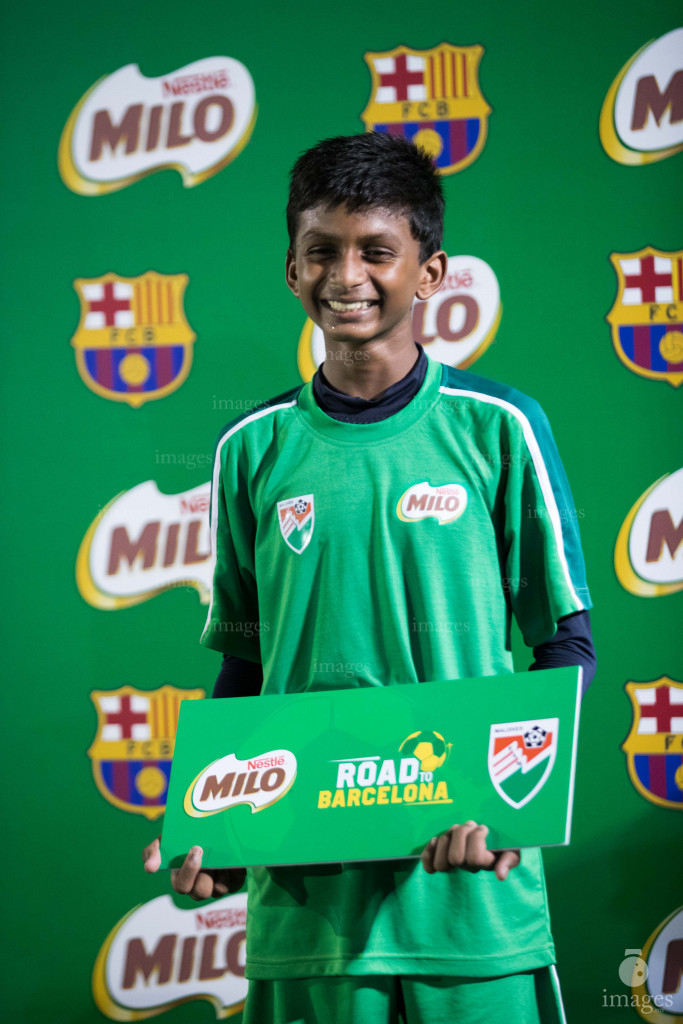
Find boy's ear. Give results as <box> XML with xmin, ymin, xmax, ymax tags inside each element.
<box><xmin>285</xmin><ymin>249</ymin><xmax>300</xmax><ymax>297</ymax></box>
<box><xmin>416</xmin><ymin>250</ymin><xmax>448</xmax><ymax>301</ymax></box>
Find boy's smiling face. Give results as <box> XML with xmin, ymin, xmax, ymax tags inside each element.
<box><xmin>286</xmin><ymin>204</ymin><xmax>445</xmax><ymax>349</ymax></box>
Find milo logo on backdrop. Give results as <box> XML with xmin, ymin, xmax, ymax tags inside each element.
<box><xmin>614</xmin><ymin>468</ymin><xmax>683</xmax><ymax>598</ymax></box>
<box><xmin>93</xmin><ymin>893</ymin><xmax>247</xmax><ymax>1020</ymax></box>
<box><xmin>76</xmin><ymin>480</ymin><xmax>212</xmax><ymax>609</ymax></box>
<box><xmin>59</xmin><ymin>57</ymin><xmax>257</xmax><ymax>195</ymax></box>
<box><xmin>599</xmin><ymin>27</ymin><xmax>683</xmax><ymax>165</ymax></box>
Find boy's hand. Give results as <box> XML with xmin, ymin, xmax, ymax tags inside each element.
<box><xmin>420</xmin><ymin>821</ymin><xmax>521</xmax><ymax>881</ymax></box>
<box><xmin>142</xmin><ymin>837</ymin><xmax>246</xmax><ymax>900</ymax></box>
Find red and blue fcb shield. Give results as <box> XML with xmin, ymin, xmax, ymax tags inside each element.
<box><xmin>606</xmin><ymin>248</ymin><xmax>683</xmax><ymax>387</ymax></box>
<box><xmin>622</xmin><ymin>678</ymin><xmax>683</xmax><ymax>810</ymax></box>
<box><xmin>88</xmin><ymin>685</ymin><xmax>204</xmax><ymax>818</ymax></box>
<box><xmin>72</xmin><ymin>271</ymin><xmax>196</xmax><ymax>407</ymax></box>
<box><xmin>361</xmin><ymin>44</ymin><xmax>491</xmax><ymax>175</ymax></box>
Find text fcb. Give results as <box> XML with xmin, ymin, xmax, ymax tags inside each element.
<box><xmin>185</xmin><ymin>749</ymin><xmax>297</xmax><ymax>816</ymax></box>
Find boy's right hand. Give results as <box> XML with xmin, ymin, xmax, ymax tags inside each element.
<box><xmin>142</xmin><ymin>837</ymin><xmax>246</xmax><ymax>901</ymax></box>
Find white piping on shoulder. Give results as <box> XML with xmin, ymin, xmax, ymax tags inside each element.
<box><xmin>201</xmin><ymin>400</ymin><xmax>298</xmax><ymax>639</ymax></box>
<box><xmin>439</xmin><ymin>385</ymin><xmax>583</xmax><ymax>610</ymax></box>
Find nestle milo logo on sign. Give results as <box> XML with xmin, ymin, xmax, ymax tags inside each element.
<box><xmin>59</xmin><ymin>57</ymin><xmax>257</xmax><ymax>195</ymax></box>
<box><xmin>185</xmin><ymin>750</ymin><xmax>297</xmax><ymax>817</ymax></box>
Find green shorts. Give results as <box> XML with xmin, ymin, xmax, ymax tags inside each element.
<box><xmin>241</xmin><ymin>966</ymin><xmax>566</xmax><ymax>1024</ymax></box>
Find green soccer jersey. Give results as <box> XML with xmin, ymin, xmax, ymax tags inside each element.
<box><xmin>201</xmin><ymin>355</ymin><xmax>590</xmax><ymax>979</ymax></box>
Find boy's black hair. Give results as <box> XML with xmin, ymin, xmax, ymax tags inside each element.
<box><xmin>287</xmin><ymin>133</ymin><xmax>445</xmax><ymax>263</ymax></box>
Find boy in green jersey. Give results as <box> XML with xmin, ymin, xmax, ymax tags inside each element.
<box><xmin>145</xmin><ymin>133</ymin><xmax>594</xmax><ymax>1023</ymax></box>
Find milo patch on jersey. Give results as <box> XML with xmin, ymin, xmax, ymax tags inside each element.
<box><xmin>277</xmin><ymin>494</ymin><xmax>314</xmax><ymax>552</ymax></box>
<box><xmin>488</xmin><ymin>719</ymin><xmax>558</xmax><ymax>809</ymax></box>
<box><xmin>185</xmin><ymin>749</ymin><xmax>297</xmax><ymax>817</ymax></box>
<box><xmin>396</xmin><ymin>481</ymin><xmax>467</xmax><ymax>525</ymax></box>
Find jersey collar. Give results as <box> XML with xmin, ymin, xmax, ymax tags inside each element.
<box><xmin>296</xmin><ymin>355</ymin><xmax>443</xmax><ymax>444</ymax></box>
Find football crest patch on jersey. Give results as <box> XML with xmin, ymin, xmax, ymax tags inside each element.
<box><xmin>88</xmin><ymin>685</ymin><xmax>204</xmax><ymax>818</ymax></box>
<box><xmin>72</xmin><ymin>271</ymin><xmax>196</xmax><ymax>405</ymax></box>
<box><xmin>396</xmin><ymin>482</ymin><xmax>467</xmax><ymax>525</ymax></box>
<box><xmin>606</xmin><ymin>248</ymin><xmax>683</xmax><ymax>387</ymax></box>
<box><xmin>361</xmin><ymin>43</ymin><xmax>491</xmax><ymax>175</ymax></box>
<box><xmin>622</xmin><ymin>678</ymin><xmax>683</xmax><ymax>811</ymax></box>
<box><xmin>277</xmin><ymin>495</ymin><xmax>314</xmax><ymax>553</ymax></box>
<box><xmin>488</xmin><ymin>719</ymin><xmax>558</xmax><ymax>809</ymax></box>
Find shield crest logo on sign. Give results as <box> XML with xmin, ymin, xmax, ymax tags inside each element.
<box><xmin>277</xmin><ymin>495</ymin><xmax>314</xmax><ymax>553</ymax></box>
<box><xmin>606</xmin><ymin>248</ymin><xmax>683</xmax><ymax>387</ymax></box>
<box><xmin>488</xmin><ymin>718</ymin><xmax>558</xmax><ymax>809</ymax></box>
<box><xmin>622</xmin><ymin>678</ymin><xmax>683</xmax><ymax>811</ymax></box>
<box><xmin>361</xmin><ymin>43</ymin><xmax>491</xmax><ymax>175</ymax></box>
<box><xmin>71</xmin><ymin>271</ymin><xmax>196</xmax><ymax>406</ymax></box>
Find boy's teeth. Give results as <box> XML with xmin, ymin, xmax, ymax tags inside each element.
<box><xmin>328</xmin><ymin>300</ymin><xmax>372</xmax><ymax>311</ymax></box>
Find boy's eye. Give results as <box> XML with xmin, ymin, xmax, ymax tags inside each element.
<box><xmin>364</xmin><ymin>248</ymin><xmax>394</xmax><ymax>260</ymax></box>
<box><xmin>306</xmin><ymin>246</ymin><xmax>335</xmax><ymax>258</ymax></box>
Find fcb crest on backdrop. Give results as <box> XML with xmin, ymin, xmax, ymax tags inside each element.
<box><xmin>88</xmin><ymin>685</ymin><xmax>204</xmax><ymax>818</ymax></box>
<box><xmin>71</xmin><ymin>271</ymin><xmax>196</xmax><ymax>406</ymax></box>
<box><xmin>361</xmin><ymin>44</ymin><xmax>491</xmax><ymax>175</ymax></box>
<box><xmin>606</xmin><ymin>248</ymin><xmax>683</xmax><ymax>387</ymax></box>
<box><xmin>622</xmin><ymin>678</ymin><xmax>683</xmax><ymax>811</ymax></box>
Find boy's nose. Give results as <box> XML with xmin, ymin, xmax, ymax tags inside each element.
<box><xmin>331</xmin><ymin>250</ymin><xmax>367</xmax><ymax>289</ymax></box>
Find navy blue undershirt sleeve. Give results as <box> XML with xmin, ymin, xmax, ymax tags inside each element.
<box><xmin>213</xmin><ymin>655</ymin><xmax>263</xmax><ymax>698</ymax></box>
<box><xmin>529</xmin><ymin>609</ymin><xmax>596</xmax><ymax>697</ymax></box>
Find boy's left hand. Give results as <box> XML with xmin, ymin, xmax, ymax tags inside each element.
<box><xmin>421</xmin><ymin>821</ymin><xmax>521</xmax><ymax>881</ymax></box>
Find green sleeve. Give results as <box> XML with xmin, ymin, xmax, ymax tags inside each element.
<box><xmin>502</xmin><ymin>399</ymin><xmax>591</xmax><ymax>648</ymax></box>
<box><xmin>200</xmin><ymin>427</ymin><xmax>261</xmax><ymax>661</ymax></box>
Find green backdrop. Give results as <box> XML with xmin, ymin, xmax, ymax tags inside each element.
<box><xmin>2</xmin><ymin>1</ymin><xmax>681</xmax><ymax>1021</ymax></box>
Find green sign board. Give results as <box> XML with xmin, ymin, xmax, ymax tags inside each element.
<box><xmin>161</xmin><ymin>667</ymin><xmax>581</xmax><ymax>868</ymax></box>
